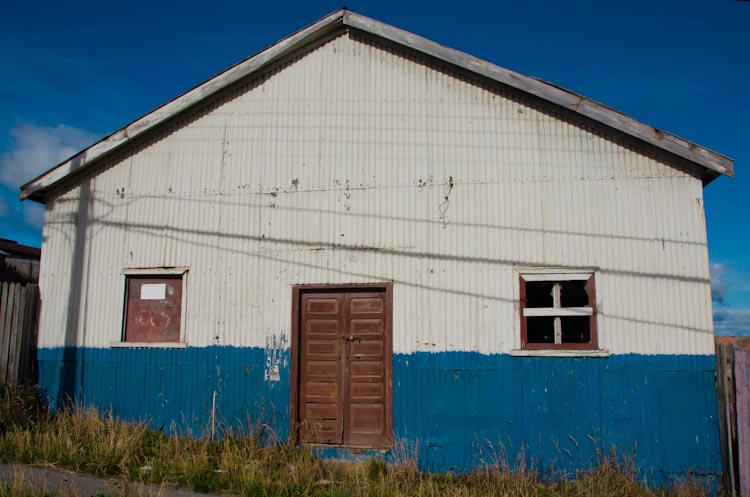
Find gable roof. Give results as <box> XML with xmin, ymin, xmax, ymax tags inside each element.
<box><xmin>20</xmin><ymin>9</ymin><xmax>734</xmax><ymax>202</ymax></box>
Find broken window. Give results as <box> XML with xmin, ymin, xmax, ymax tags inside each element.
<box><xmin>121</xmin><ymin>271</ymin><xmax>186</xmax><ymax>344</ymax></box>
<box><xmin>519</xmin><ymin>271</ymin><xmax>597</xmax><ymax>350</ymax></box>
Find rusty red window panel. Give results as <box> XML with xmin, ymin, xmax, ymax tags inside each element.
<box><xmin>123</xmin><ymin>275</ymin><xmax>183</xmax><ymax>343</ymax></box>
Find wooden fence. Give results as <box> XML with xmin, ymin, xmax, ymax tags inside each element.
<box><xmin>717</xmin><ymin>342</ymin><xmax>750</xmax><ymax>497</ymax></box>
<box><xmin>0</xmin><ymin>281</ymin><xmax>40</xmax><ymax>386</ymax></box>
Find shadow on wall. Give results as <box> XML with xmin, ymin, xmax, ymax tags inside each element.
<box><xmin>45</xmin><ymin>177</ymin><xmax>713</xmax><ymax>403</ymax></box>
<box><xmin>58</xmin><ymin>178</ymin><xmax>91</xmax><ymax>405</ymax></box>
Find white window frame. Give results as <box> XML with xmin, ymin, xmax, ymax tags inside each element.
<box><xmin>512</xmin><ymin>267</ymin><xmax>609</xmax><ymax>357</ymax></box>
<box><xmin>110</xmin><ymin>267</ymin><xmax>189</xmax><ymax>349</ymax></box>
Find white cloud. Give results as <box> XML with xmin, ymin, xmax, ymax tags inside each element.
<box><xmin>709</xmin><ymin>262</ymin><xmax>750</xmax><ymax>336</ymax></box>
<box><xmin>22</xmin><ymin>203</ymin><xmax>45</xmax><ymax>229</ymax></box>
<box><xmin>0</xmin><ymin>123</ymin><xmax>98</xmax><ymax>189</ymax></box>
<box><xmin>714</xmin><ymin>307</ymin><xmax>750</xmax><ymax>336</ymax></box>
<box><xmin>710</xmin><ymin>262</ymin><xmax>729</xmax><ymax>305</ymax></box>
<box><xmin>0</xmin><ymin>196</ymin><xmax>8</xmax><ymax>217</ymax></box>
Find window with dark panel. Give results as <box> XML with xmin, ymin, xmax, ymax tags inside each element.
<box><xmin>123</xmin><ymin>274</ymin><xmax>184</xmax><ymax>343</ymax></box>
<box><xmin>519</xmin><ymin>272</ymin><xmax>597</xmax><ymax>350</ymax></box>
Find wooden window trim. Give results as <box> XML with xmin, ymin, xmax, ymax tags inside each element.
<box><xmin>289</xmin><ymin>282</ymin><xmax>394</xmax><ymax>448</ymax></box>
<box><xmin>519</xmin><ymin>271</ymin><xmax>599</xmax><ymax>351</ymax></box>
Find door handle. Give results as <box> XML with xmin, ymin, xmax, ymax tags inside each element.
<box><xmin>343</xmin><ymin>336</ymin><xmax>361</xmax><ymax>343</ymax></box>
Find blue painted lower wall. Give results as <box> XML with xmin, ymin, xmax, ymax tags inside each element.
<box><xmin>36</xmin><ymin>347</ymin><xmax>720</xmax><ymax>483</ymax></box>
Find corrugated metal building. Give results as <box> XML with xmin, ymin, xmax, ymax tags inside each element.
<box><xmin>20</xmin><ymin>10</ymin><xmax>733</xmax><ymax>482</ymax></box>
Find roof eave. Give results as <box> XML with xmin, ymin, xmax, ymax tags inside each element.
<box><xmin>20</xmin><ymin>9</ymin><xmax>734</xmax><ymax>202</ymax></box>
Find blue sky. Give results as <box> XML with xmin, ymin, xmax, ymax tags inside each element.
<box><xmin>1</xmin><ymin>0</ymin><xmax>748</xmax><ymax>334</ymax></box>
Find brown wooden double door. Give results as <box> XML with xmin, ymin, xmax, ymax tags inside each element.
<box><xmin>296</xmin><ymin>287</ymin><xmax>392</xmax><ymax>447</ymax></box>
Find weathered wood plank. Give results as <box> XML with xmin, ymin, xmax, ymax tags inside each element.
<box><xmin>0</xmin><ymin>282</ymin><xmax>12</xmax><ymax>385</ymax></box>
<box><xmin>0</xmin><ymin>282</ymin><xmax>8</xmax><ymax>371</ymax></box>
<box><xmin>18</xmin><ymin>285</ymin><xmax>38</xmax><ymax>383</ymax></box>
<box><xmin>7</xmin><ymin>283</ymin><xmax>23</xmax><ymax>386</ymax></box>
<box><xmin>718</xmin><ymin>345</ymin><xmax>733</xmax><ymax>495</ymax></box>
<box><xmin>16</xmin><ymin>286</ymin><xmax>28</xmax><ymax>384</ymax></box>
<box><xmin>735</xmin><ymin>349</ymin><xmax>750</xmax><ymax>497</ymax></box>
<box><xmin>717</xmin><ymin>343</ymin><xmax>738</xmax><ymax>496</ymax></box>
<box><xmin>0</xmin><ymin>282</ymin><xmax>40</xmax><ymax>386</ymax></box>
<box><xmin>8</xmin><ymin>285</ymin><xmax>29</xmax><ymax>386</ymax></box>
<box><xmin>730</xmin><ymin>347</ymin><xmax>741</xmax><ymax>497</ymax></box>
<box><xmin>30</xmin><ymin>285</ymin><xmax>40</xmax><ymax>380</ymax></box>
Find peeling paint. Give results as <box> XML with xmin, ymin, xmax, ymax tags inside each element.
<box><xmin>265</xmin><ymin>334</ymin><xmax>287</xmax><ymax>382</ymax></box>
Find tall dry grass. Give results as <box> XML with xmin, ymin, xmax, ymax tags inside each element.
<box><xmin>0</xmin><ymin>386</ymin><xmax>717</xmax><ymax>497</ymax></box>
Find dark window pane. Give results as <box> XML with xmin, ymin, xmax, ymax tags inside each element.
<box><xmin>525</xmin><ymin>281</ymin><xmax>554</xmax><ymax>308</ymax></box>
<box><xmin>527</xmin><ymin>317</ymin><xmax>555</xmax><ymax>343</ymax></box>
<box><xmin>561</xmin><ymin>280</ymin><xmax>588</xmax><ymax>307</ymax></box>
<box><xmin>561</xmin><ymin>317</ymin><xmax>590</xmax><ymax>343</ymax></box>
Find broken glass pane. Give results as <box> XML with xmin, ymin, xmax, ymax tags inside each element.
<box><xmin>525</xmin><ymin>281</ymin><xmax>554</xmax><ymax>308</ymax></box>
<box><xmin>561</xmin><ymin>280</ymin><xmax>588</xmax><ymax>307</ymax></box>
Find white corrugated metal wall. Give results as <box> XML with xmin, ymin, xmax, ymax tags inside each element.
<box><xmin>37</xmin><ymin>29</ymin><xmax>714</xmax><ymax>356</ymax></box>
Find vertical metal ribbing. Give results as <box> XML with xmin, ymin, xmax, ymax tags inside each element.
<box><xmin>37</xmin><ymin>31</ymin><xmax>713</xmax><ymax>357</ymax></box>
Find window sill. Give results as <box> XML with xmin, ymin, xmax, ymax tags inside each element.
<box><xmin>110</xmin><ymin>342</ymin><xmax>188</xmax><ymax>349</ymax></box>
<box><xmin>510</xmin><ymin>348</ymin><xmax>610</xmax><ymax>358</ymax></box>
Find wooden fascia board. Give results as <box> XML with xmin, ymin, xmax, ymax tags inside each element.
<box><xmin>343</xmin><ymin>11</ymin><xmax>734</xmax><ymax>180</ymax></box>
<box><xmin>19</xmin><ymin>9</ymin><xmax>347</xmax><ymax>202</ymax></box>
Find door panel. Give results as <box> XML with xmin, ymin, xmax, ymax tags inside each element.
<box><xmin>344</xmin><ymin>292</ymin><xmax>388</xmax><ymax>446</ymax></box>
<box><xmin>299</xmin><ymin>293</ymin><xmax>344</xmax><ymax>444</ymax></box>
<box><xmin>297</xmin><ymin>288</ymin><xmax>391</xmax><ymax>447</ymax></box>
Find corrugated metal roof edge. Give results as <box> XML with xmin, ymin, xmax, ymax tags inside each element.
<box><xmin>19</xmin><ymin>8</ymin><xmax>733</xmax><ymax>203</ymax></box>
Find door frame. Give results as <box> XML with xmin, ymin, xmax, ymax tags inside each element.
<box><xmin>290</xmin><ymin>282</ymin><xmax>394</xmax><ymax>446</ymax></box>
